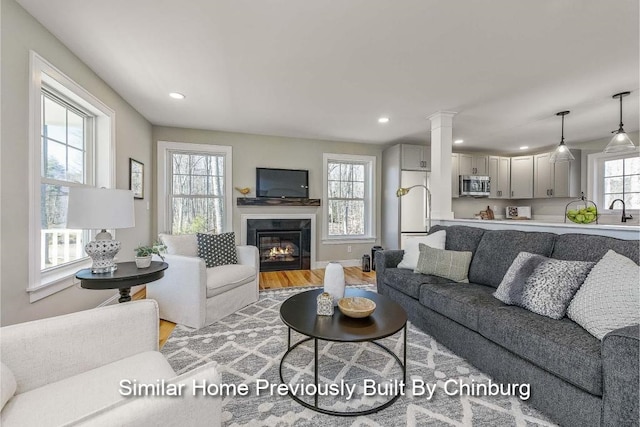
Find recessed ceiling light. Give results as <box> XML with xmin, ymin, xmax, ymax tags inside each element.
<box><xmin>169</xmin><ymin>92</ymin><xmax>185</xmax><ymax>99</ymax></box>
<box><xmin>378</xmin><ymin>117</ymin><xmax>390</xmax><ymax>124</ymax></box>
<box><xmin>520</xmin><ymin>146</ymin><xmax>529</xmax><ymax>150</ymax></box>
<box><xmin>454</xmin><ymin>139</ymin><xmax>464</xmax><ymax>144</ymax></box>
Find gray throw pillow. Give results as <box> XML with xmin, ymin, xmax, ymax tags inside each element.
<box><xmin>494</xmin><ymin>252</ymin><xmax>594</xmax><ymax>319</ymax></box>
<box><xmin>567</xmin><ymin>250</ymin><xmax>640</xmax><ymax>340</ymax></box>
<box><xmin>414</xmin><ymin>243</ymin><xmax>473</xmax><ymax>283</ymax></box>
<box><xmin>197</xmin><ymin>232</ymin><xmax>238</xmax><ymax>268</ymax></box>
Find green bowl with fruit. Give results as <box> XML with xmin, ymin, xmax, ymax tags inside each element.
<box><xmin>566</xmin><ymin>206</ymin><xmax>598</xmax><ymax>224</ymax></box>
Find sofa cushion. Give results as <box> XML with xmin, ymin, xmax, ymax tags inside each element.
<box><xmin>382</xmin><ymin>268</ymin><xmax>454</xmax><ymax>299</ymax></box>
<box><xmin>419</xmin><ymin>282</ymin><xmax>504</xmax><ymax>331</ymax></box>
<box><xmin>159</xmin><ymin>233</ymin><xmax>198</xmax><ymax>257</ymax></box>
<box><xmin>568</xmin><ymin>250</ymin><xmax>640</xmax><ymax>339</ymax></box>
<box><xmin>1</xmin><ymin>362</ymin><xmax>16</xmax><ymax>410</ymax></box>
<box><xmin>206</xmin><ymin>264</ymin><xmax>256</xmax><ymax>298</ymax></box>
<box><xmin>429</xmin><ymin>225</ymin><xmax>486</xmax><ymax>253</ymax></box>
<box><xmin>397</xmin><ymin>230</ymin><xmax>446</xmax><ymax>270</ymax></box>
<box><xmin>478</xmin><ymin>306</ymin><xmax>602</xmax><ymax>396</ymax></box>
<box><xmin>0</xmin><ymin>351</ymin><xmax>175</xmax><ymax>427</ymax></box>
<box><xmin>197</xmin><ymin>232</ymin><xmax>238</xmax><ymax>268</ymax></box>
<box><xmin>493</xmin><ymin>252</ymin><xmax>594</xmax><ymax>319</ymax></box>
<box><xmin>551</xmin><ymin>233</ymin><xmax>640</xmax><ymax>264</ymax></box>
<box><xmin>415</xmin><ymin>244</ymin><xmax>473</xmax><ymax>283</ymax></box>
<box><xmin>468</xmin><ymin>230</ymin><xmax>556</xmax><ymax>288</ymax></box>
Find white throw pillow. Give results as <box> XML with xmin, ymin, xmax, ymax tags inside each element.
<box><xmin>1</xmin><ymin>361</ymin><xmax>17</xmax><ymax>410</ymax></box>
<box><xmin>158</xmin><ymin>233</ymin><xmax>198</xmax><ymax>257</ymax></box>
<box><xmin>567</xmin><ymin>250</ymin><xmax>640</xmax><ymax>340</ymax></box>
<box><xmin>397</xmin><ymin>230</ymin><xmax>446</xmax><ymax>270</ymax></box>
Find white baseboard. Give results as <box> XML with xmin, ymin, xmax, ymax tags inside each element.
<box><xmin>313</xmin><ymin>259</ymin><xmax>361</xmax><ymax>269</ymax></box>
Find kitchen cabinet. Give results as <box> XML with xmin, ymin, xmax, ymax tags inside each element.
<box><xmin>452</xmin><ymin>153</ymin><xmax>459</xmax><ymax>198</ymax></box>
<box><xmin>510</xmin><ymin>155</ymin><xmax>534</xmax><ymax>199</ymax></box>
<box><xmin>534</xmin><ymin>149</ymin><xmax>581</xmax><ymax>198</ymax></box>
<box><xmin>458</xmin><ymin>154</ymin><xmax>488</xmax><ymax>175</ymax></box>
<box><xmin>488</xmin><ymin>156</ymin><xmax>511</xmax><ymax>199</ymax></box>
<box><xmin>401</xmin><ymin>144</ymin><xmax>430</xmax><ymax>171</ymax></box>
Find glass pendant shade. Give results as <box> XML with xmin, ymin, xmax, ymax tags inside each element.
<box><xmin>550</xmin><ymin>111</ymin><xmax>574</xmax><ymax>163</ymax></box>
<box><xmin>550</xmin><ymin>141</ymin><xmax>575</xmax><ymax>162</ymax></box>
<box><xmin>604</xmin><ymin>91</ymin><xmax>635</xmax><ymax>153</ymax></box>
<box><xmin>605</xmin><ymin>130</ymin><xmax>635</xmax><ymax>153</ymax></box>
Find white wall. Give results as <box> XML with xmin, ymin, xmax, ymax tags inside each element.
<box><xmin>0</xmin><ymin>0</ymin><xmax>153</xmax><ymax>325</ymax></box>
<box><xmin>152</xmin><ymin>126</ymin><xmax>383</xmax><ymax>262</ymax></box>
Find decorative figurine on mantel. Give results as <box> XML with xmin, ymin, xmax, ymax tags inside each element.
<box><xmin>235</xmin><ymin>187</ymin><xmax>251</xmax><ymax>197</ymax></box>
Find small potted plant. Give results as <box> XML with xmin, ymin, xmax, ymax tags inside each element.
<box><xmin>134</xmin><ymin>242</ymin><xmax>166</xmax><ymax>268</ymax></box>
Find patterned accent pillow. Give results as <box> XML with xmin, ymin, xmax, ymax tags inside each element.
<box><xmin>414</xmin><ymin>243</ymin><xmax>473</xmax><ymax>283</ymax></box>
<box><xmin>197</xmin><ymin>232</ymin><xmax>238</xmax><ymax>268</ymax></box>
<box><xmin>567</xmin><ymin>250</ymin><xmax>640</xmax><ymax>340</ymax></box>
<box><xmin>494</xmin><ymin>252</ymin><xmax>594</xmax><ymax>319</ymax></box>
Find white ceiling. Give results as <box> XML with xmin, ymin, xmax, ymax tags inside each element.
<box><xmin>17</xmin><ymin>0</ymin><xmax>640</xmax><ymax>152</ymax></box>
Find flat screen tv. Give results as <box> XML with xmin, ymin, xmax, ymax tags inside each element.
<box><xmin>256</xmin><ymin>168</ymin><xmax>309</xmax><ymax>198</ymax></box>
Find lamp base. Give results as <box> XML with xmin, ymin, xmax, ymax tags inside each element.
<box><xmin>85</xmin><ymin>238</ymin><xmax>120</xmax><ymax>274</ymax></box>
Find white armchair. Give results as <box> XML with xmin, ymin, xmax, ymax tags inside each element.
<box><xmin>149</xmin><ymin>234</ymin><xmax>259</xmax><ymax>329</ymax></box>
<box><xmin>0</xmin><ymin>300</ymin><xmax>221</xmax><ymax>426</ymax></box>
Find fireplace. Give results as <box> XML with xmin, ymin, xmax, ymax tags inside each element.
<box><xmin>246</xmin><ymin>218</ymin><xmax>312</xmax><ymax>272</ymax></box>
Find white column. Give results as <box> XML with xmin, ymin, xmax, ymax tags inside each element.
<box><xmin>428</xmin><ymin>111</ymin><xmax>456</xmax><ymax>220</ymax></box>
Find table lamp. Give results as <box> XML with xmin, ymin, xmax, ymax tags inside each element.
<box><xmin>66</xmin><ymin>188</ymin><xmax>135</xmax><ymax>273</ymax></box>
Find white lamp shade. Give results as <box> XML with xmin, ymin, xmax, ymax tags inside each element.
<box><xmin>549</xmin><ymin>143</ymin><xmax>575</xmax><ymax>163</ymax></box>
<box><xmin>604</xmin><ymin>132</ymin><xmax>636</xmax><ymax>153</ymax></box>
<box><xmin>66</xmin><ymin>188</ymin><xmax>135</xmax><ymax>230</ymax></box>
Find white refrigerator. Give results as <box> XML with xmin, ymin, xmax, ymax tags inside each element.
<box><xmin>400</xmin><ymin>171</ymin><xmax>429</xmax><ymax>249</ymax></box>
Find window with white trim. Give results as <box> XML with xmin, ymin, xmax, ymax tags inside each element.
<box><xmin>589</xmin><ymin>149</ymin><xmax>640</xmax><ymax>212</ymax></box>
<box><xmin>323</xmin><ymin>153</ymin><xmax>376</xmax><ymax>242</ymax></box>
<box><xmin>29</xmin><ymin>51</ymin><xmax>115</xmax><ymax>302</ymax></box>
<box><xmin>157</xmin><ymin>142</ymin><xmax>232</xmax><ymax>235</ymax></box>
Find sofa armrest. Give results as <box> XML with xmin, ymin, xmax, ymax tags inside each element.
<box><xmin>0</xmin><ymin>300</ymin><xmax>159</xmax><ymax>394</ymax></box>
<box><xmin>67</xmin><ymin>362</ymin><xmax>222</xmax><ymax>427</ymax></box>
<box><xmin>601</xmin><ymin>324</ymin><xmax>639</xmax><ymax>426</ymax></box>
<box><xmin>375</xmin><ymin>249</ymin><xmax>404</xmax><ymax>275</ymax></box>
<box><xmin>237</xmin><ymin>245</ymin><xmax>259</xmax><ymax>271</ymax></box>
<box><xmin>146</xmin><ymin>254</ymin><xmax>207</xmax><ymax>329</ymax></box>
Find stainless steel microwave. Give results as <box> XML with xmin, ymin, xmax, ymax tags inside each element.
<box><xmin>459</xmin><ymin>175</ymin><xmax>490</xmax><ymax>197</ymax></box>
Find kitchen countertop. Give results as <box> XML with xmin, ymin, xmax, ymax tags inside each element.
<box><xmin>434</xmin><ymin>218</ymin><xmax>640</xmax><ymax>240</ymax></box>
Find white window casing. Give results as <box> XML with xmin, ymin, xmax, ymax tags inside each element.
<box><xmin>28</xmin><ymin>51</ymin><xmax>115</xmax><ymax>302</ymax></box>
<box><xmin>322</xmin><ymin>153</ymin><xmax>376</xmax><ymax>244</ymax></box>
<box><xmin>587</xmin><ymin>149</ymin><xmax>640</xmax><ymax>215</ymax></box>
<box><xmin>157</xmin><ymin>141</ymin><xmax>233</xmax><ymax>235</ymax></box>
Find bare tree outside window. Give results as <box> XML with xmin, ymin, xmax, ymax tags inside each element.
<box><xmin>169</xmin><ymin>152</ymin><xmax>225</xmax><ymax>234</ymax></box>
<box><xmin>327</xmin><ymin>161</ymin><xmax>366</xmax><ymax>236</ymax></box>
<box><xmin>604</xmin><ymin>157</ymin><xmax>640</xmax><ymax>209</ymax></box>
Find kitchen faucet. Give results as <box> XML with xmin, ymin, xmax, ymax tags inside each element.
<box><xmin>608</xmin><ymin>199</ymin><xmax>633</xmax><ymax>223</ymax></box>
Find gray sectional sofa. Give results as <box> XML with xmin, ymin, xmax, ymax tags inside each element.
<box><xmin>375</xmin><ymin>225</ymin><xmax>639</xmax><ymax>427</ymax></box>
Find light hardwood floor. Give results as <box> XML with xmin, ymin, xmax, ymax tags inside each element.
<box><xmin>135</xmin><ymin>267</ymin><xmax>376</xmax><ymax>348</ymax></box>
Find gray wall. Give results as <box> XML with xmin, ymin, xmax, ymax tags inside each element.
<box><xmin>152</xmin><ymin>126</ymin><xmax>383</xmax><ymax>262</ymax></box>
<box><xmin>0</xmin><ymin>0</ymin><xmax>153</xmax><ymax>325</ymax></box>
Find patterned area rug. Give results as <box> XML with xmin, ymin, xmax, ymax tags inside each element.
<box><xmin>161</xmin><ymin>285</ymin><xmax>557</xmax><ymax>426</ymax></box>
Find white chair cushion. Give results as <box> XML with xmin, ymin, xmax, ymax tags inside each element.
<box><xmin>159</xmin><ymin>233</ymin><xmax>198</xmax><ymax>257</ymax></box>
<box><xmin>0</xmin><ymin>351</ymin><xmax>175</xmax><ymax>427</ymax></box>
<box><xmin>1</xmin><ymin>362</ymin><xmax>16</xmax><ymax>410</ymax></box>
<box><xmin>206</xmin><ymin>264</ymin><xmax>256</xmax><ymax>298</ymax></box>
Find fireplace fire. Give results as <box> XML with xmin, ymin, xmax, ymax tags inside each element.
<box><xmin>267</xmin><ymin>244</ymin><xmax>294</xmax><ymax>260</ymax></box>
<box><xmin>246</xmin><ymin>218</ymin><xmax>312</xmax><ymax>272</ymax></box>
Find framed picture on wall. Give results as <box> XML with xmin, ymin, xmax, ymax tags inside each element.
<box><xmin>129</xmin><ymin>158</ymin><xmax>144</xmax><ymax>199</ymax></box>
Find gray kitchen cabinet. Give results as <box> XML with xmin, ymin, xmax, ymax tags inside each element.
<box><xmin>458</xmin><ymin>153</ymin><xmax>488</xmax><ymax>175</ymax></box>
<box><xmin>510</xmin><ymin>155</ymin><xmax>534</xmax><ymax>199</ymax></box>
<box><xmin>488</xmin><ymin>156</ymin><xmax>511</xmax><ymax>199</ymax></box>
<box><xmin>452</xmin><ymin>153</ymin><xmax>459</xmax><ymax>198</ymax></box>
<box><xmin>401</xmin><ymin>144</ymin><xmax>430</xmax><ymax>171</ymax></box>
<box><xmin>533</xmin><ymin>150</ymin><xmax>581</xmax><ymax>198</ymax></box>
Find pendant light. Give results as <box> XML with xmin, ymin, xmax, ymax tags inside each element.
<box><xmin>550</xmin><ymin>111</ymin><xmax>574</xmax><ymax>163</ymax></box>
<box><xmin>604</xmin><ymin>91</ymin><xmax>635</xmax><ymax>153</ymax></box>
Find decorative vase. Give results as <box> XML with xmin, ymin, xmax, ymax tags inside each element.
<box><xmin>323</xmin><ymin>262</ymin><xmax>345</xmax><ymax>306</ymax></box>
<box><xmin>317</xmin><ymin>292</ymin><xmax>334</xmax><ymax>316</ymax></box>
<box><xmin>135</xmin><ymin>256</ymin><xmax>152</xmax><ymax>268</ymax></box>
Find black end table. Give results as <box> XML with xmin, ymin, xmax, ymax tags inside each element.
<box><xmin>75</xmin><ymin>261</ymin><xmax>168</xmax><ymax>303</ymax></box>
<box><xmin>279</xmin><ymin>288</ymin><xmax>408</xmax><ymax>416</ymax></box>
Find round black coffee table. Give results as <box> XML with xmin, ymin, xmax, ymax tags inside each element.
<box><xmin>279</xmin><ymin>288</ymin><xmax>407</xmax><ymax>416</ymax></box>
